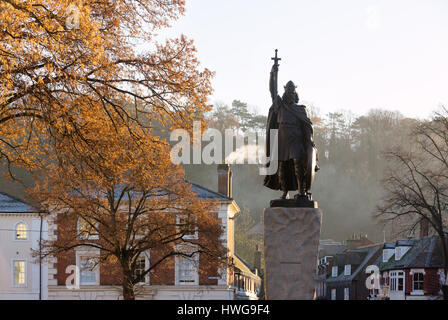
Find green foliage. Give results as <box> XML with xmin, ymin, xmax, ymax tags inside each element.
<box><xmin>231</xmin><ymin>100</ymin><xmax>252</xmax><ymax>132</ymax></box>
<box><xmin>207</xmin><ymin>100</ymin><xmax>267</xmax><ymax>135</ymax></box>
<box><xmin>234</xmin><ymin>207</ymin><xmax>263</xmax><ymax>268</ymax></box>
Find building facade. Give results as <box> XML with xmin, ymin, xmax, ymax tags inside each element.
<box><xmin>45</xmin><ymin>165</ymin><xmax>260</xmax><ymax>300</ymax></box>
<box><xmin>324</xmin><ymin>244</ymin><xmax>383</xmax><ymax>300</ymax></box>
<box><xmin>0</xmin><ymin>193</ymin><xmax>48</xmax><ymax>300</ymax></box>
<box><xmin>378</xmin><ymin>236</ymin><xmax>447</xmax><ymax>300</ymax></box>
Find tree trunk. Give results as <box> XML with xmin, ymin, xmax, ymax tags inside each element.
<box><xmin>122</xmin><ymin>271</ymin><xmax>135</xmax><ymax>300</ymax></box>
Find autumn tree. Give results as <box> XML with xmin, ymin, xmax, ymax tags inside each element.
<box><xmin>377</xmin><ymin>108</ymin><xmax>448</xmax><ymax>299</ymax></box>
<box><xmin>0</xmin><ymin>0</ymin><xmax>213</xmax><ymax>173</ymax></box>
<box><xmin>0</xmin><ymin>0</ymin><xmax>221</xmax><ymax>300</ymax></box>
<box><xmin>30</xmin><ymin>111</ymin><xmax>226</xmax><ymax>300</ymax></box>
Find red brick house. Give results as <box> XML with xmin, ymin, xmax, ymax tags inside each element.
<box><xmin>377</xmin><ymin>236</ymin><xmax>447</xmax><ymax>300</ymax></box>
<box><xmin>46</xmin><ymin>165</ymin><xmax>261</xmax><ymax>300</ymax></box>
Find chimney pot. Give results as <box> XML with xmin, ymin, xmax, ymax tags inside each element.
<box><xmin>420</xmin><ymin>219</ymin><xmax>429</xmax><ymax>238</ymax></box>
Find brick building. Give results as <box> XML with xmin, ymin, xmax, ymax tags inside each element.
<box><xmin>377</xmin><ymin>235</ymin><xmax>447</xmax><ymax>300</ymax></box>
<box><xmin>45</xmin><ymin>165</ymin><xmax>261</xmax><ymax>300</ymax></box>
<box><xmin>324</xmin><ymin>244</ymin><xmax>383</xmax><ymax>300</ymax></box>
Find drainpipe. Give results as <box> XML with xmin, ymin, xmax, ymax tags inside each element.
<box><xmin>38</xmin><ymin>210</ymin><xmax>44</xmax><ymax>300</ymax></box>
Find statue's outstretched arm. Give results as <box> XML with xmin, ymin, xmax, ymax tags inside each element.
<box><xmin>269</xmin><ymin>65</ymin><xmax>278</xmax><ymax>103</ymax></box>
<box><xmin>269</xmin><ymin>65</ymin><xmax>281</xmax><ymax>113</ymax></box>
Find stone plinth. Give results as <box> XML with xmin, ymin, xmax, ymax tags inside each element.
<box><xmin>263</xmin><ymin>207</ymin><xmax>322</xmax><ymax>300</ymax></box>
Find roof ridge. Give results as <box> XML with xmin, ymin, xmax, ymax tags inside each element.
<box><xmin>234</xmin><ymin>253</ymin><xmax>252</xmax><ymax>270</ymax></box>
<box><xmin>351</xmin><ymin>245</ymin><xmax>382</xmax><ymax>279</ymax></box>
<box><xmin>0</xmin><ymin>191</ymin><xmax>32</xmax><ymax>206</ymax></box>
<box><xmin>354</xmin><ymin>242</ymin><xmax>384</xmax><ymax>249</ymax></box>
<box><xmin>189</xmin><ymin>182</ymin><xmax>232</xmax><ymax>201</ymax></box>
<box><xmin>0</xmin><ymin>191</ymin><xmax>38</xmax><ymax>212</ymax></box>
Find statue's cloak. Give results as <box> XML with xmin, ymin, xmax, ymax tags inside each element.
<box><xmin>263</xmin><ymin>98</ymin><xmax>314</xmax><ymax>191</ymax></box>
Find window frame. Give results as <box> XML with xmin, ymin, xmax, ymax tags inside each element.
<box><xmin>410</xmin><ymin>269</ymin><xmax>425</xmax><ymax>295</ymax></box>
<box><xmin>176</xmin><ymin>215</ymin><xmax>198</xmax><ymax>240</ymax></box>
<box><xmin>389</xmin><ymin>270</ymin><xmax>405</xmax><ymax>292</ymax></box>
<box><xmin>133</xmin><ymin>252</ymin><xmax>150</xmax><ymax>285</ymax></box>
<box><xmin>344</xmin><ymin>287</ymin><xmax>349</xmax><ymax>300</ymax></box>
<box><xmin>331</xmin><ymin>288</ymin><xmax>336</xmax><ymax>300</ymax></box>
<box><xmin>344</xmin><ymin>264</ymin><xmax>351</xmax><ymax>276</ymax></box>
<box><xmin>175</xmin><ymin>254</ymin><xmax>199</xmax><ymax>286</ymax></box>
<box><xmin>11</xmin><ymin>259</ymin><xmax>27</xmax><ymax>287</ymax></box>
<box><xmin>77</xmin><ymin>217</ymin><xmax>99</xmax><ymax>240</ymax></box>
<box><xmin>75</xmin><ymin>249</ymin><xmax>100</xmax><ymax>286</ymax></box>
<box><xmin>331</xmin><ymin>266</ymin><xmax>338</xmax><ymax>277</ymax></box>
<box><xmin>14</xmin><ymin>221</ymin><xmax>29</xmax><ymax>241</ymax></box>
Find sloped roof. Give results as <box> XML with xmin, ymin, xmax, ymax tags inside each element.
<box><xmin>0</xmin><ymin>192</ymin><xmax>37</xmax><ymax>213</ymax></box>
<box><xmin>234</xmin><ymin>254</ymin><xmax>261</xmax><ymax>281</ymax></box>
<box><xmin>0</xmin><ymin>182</ymin><xmax>230</xmax><ymax>215</ymax></box>
<box><xmin>396</xmin><ymin>239</ymin><xmax>415</xmax><ymax>246</ymax></box>
<box><xmin>384</xmin><ymin>242</ymin><xmax>395</xmax><ymax>249</ymax></box>
<box><xmin>381</xmin><ymin>235</ymin><xmax>446</xmax><ymax>271</ymax></box>
<box><xmin>89</xmin><ymin>182</ymin><xmax>232</xmax><ymax>202</ymax></box>
<box><xmin>190</xmin><ymin>183</ymin><xmax>232</xmax><ymax>201</ymax></box>
<box><xmin>326</xmin><ymin>244</ymin><xmax>383</xmax><ymax>283</ymax></box>
<box><xmin>319</xmin><ymin>241</ymin><xmax>347</xmax><ymax>258</ymax></box>
<box><xmin>371</xmin><ymin>253</ymin><xmax>386</xmax><ymax>271</ymax></box>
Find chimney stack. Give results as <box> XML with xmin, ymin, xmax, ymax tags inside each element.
<box><xmin>420</xmin><ymin>219</ymin><xmax>429</xmax><ymax>238</ymax></box>
<box><xmin>218</xmin><ymin>164</ymin><xmax>232</xmax><ymax>198</ymax></box>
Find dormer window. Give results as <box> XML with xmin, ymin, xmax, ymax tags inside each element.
<box><xmin>395</xmin><ymin>246</ymin><xmax>411</xmax><ymax>260</ymax></box>
<box><xmin>344</xmin><ymin>265</ymin><xmax>351</xmax><ymax>276</ymax></box>
<box><xmin>395</xmin><ymin>247</ymin><xmax>402</xmax><ymax>260</ymax></box>
<box><xmin>332</xmin><ymin>266</ymin><xmax>338</xmax><ymax>277</ymax></box>
<box><xmin>383</xmin><ymin>248</ymin><xmax>395</xmax><ymax>263</ymax></box>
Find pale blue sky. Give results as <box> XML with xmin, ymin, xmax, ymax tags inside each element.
<box><xmin>156</xmin><ymin>0</ymin><xmax>448</xmax><ymax>118</ymax></box>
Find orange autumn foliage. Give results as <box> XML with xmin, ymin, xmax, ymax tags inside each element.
<box><xmin>1</xmin><ymin>0</ymin><xmax>222</xmax><ymax>300</ymax></box>
<box><xmin>0</xmin><ymin>0</ymin><xmax>213</xmax><ymax>170</ymax></box>
<box><xmin>31</xmin><ymin>114</ymin><xmax>226</xmax><ymax>300</ymax></box>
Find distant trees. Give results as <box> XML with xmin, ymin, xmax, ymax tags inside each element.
<box><xmin>206</xmin><ymin>103</ymin><xmax>239</xmax><ymax>134</ymax></box>
<box><xmin>234</xmin><ymin>207</ymin><xmax>261</xmax><ymax>268</ymax></box>
<box><xmin>203</xmin><ymin>101</ymin><xmax>420</xmax><ymax>257</ymax></box>
<box><xmin>207</xmin><ymin>100</ymin><xmax>267</xmax><ymax>135</ymax></box>
<box><xmin>376</xmin><ymin>108</ymin><xmax>448</xmax><ymax>299</ymax></box>
<box><xmin>231</xmin><ymin>100</ymin><xmax>253</xmax><ymax>133</ymax></box>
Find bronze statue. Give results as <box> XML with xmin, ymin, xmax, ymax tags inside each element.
<box><xmin>264</xmin><ymin>50</ymin><xmax>319</xmax><ymax>203</ymax></box>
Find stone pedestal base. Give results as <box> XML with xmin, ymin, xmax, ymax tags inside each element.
<box><xmin>263</xmin><ymin>207</ymin><xmax>322</xmax><ymax>300</ymax></box>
